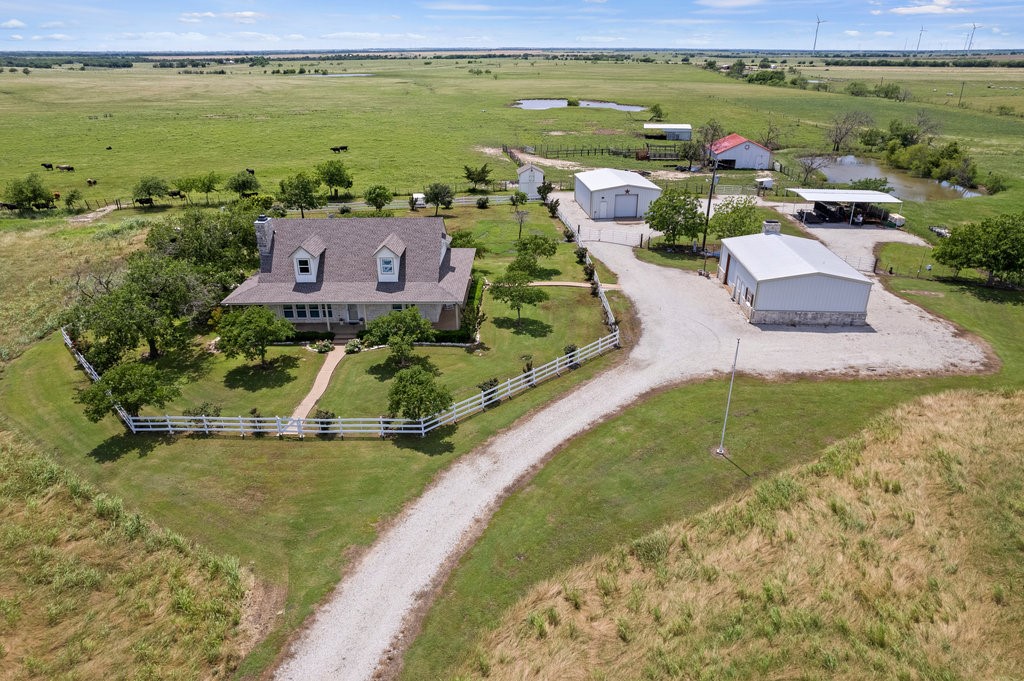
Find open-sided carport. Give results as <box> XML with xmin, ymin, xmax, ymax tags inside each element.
<box><xmin>791</xmin><ymin>188</ymin><xmax>904</xmax><ymax>226</ymax></box>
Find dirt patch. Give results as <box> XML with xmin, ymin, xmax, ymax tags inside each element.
<box><xmin>238</xmin><ymin>572</ymin><xmax>287</xmax><ymax>658</ymax></box>
<box><xmin>902</xmin><ymin>290</ymin><xmax>946</xmax><ymax>297</ymax></box>
<box><xmin>545</xmin><ymin>130</ymin><xmax>572</xmax><ymax>136</ymax></box>
<box><xmin>473</xmin><ymin>146</ymin><xmax>513</xmax><ymax>161</ymax></box>
<box><xmin>593</xmin><ymin>128</ymin><xmax>623</xmax><ymax>135</ymax></box>
<box><xmin>67</xmin><ymin>204</ymin><xmax>117</xmax><ymax>226</ymax></box>
<box><xmin>649</xmin><ymin>170</ymin><xmax>692</xmax><ymax>181</ymax></box>
<box><xmin>513</xmin><ymin>151</ymin><xmax>590</xmax><ymax>171</ymax></box>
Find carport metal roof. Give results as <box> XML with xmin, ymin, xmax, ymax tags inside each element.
<box><xmin>790</xmin><ymin>188</ymin><xmax>902</xmax><ymax>204</ymax></box>
<box><xmin>722</xmin><ymin>233</ymin><xmax>871</xmax><ymax>284</ymax></box>
<box><xmin>575</xmin><ymin>168</ymin><xmax>660</xmax><ymax>192</ymax></box>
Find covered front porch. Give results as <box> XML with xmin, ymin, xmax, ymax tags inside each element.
<box><xmin>278</xmin><ymin>301</ymin><xmax>461</xmax><ymax>339</ymax></box>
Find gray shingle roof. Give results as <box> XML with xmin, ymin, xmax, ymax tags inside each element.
<box><xmin>222</xmin><ymin>217</ymin><xmax>475</xmax><ymax>306</ymax></box>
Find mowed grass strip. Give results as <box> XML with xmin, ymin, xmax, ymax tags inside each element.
<box><xmin>0</xmin><ymin>430</ymin><xmax>248</xmax><ymax>680</ymax></box>
<box><xmin>399</xmin><ymin>273</ymin><xmax>1024</xmax><ymax>679</ymax></box>
<box><xmin>446</xmin><ymin>389</ymin><xmax>1024</xmax><ymax>681</ymax></box>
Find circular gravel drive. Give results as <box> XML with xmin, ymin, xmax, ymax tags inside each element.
<box><xmin>274</xmin><ymin>226</ymin><xmax>987</xmax><ymax>681</ymax></box>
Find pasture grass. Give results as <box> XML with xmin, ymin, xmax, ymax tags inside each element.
<box><xmin>439</xmin><ymin>388</ymin><xmax>1024</xmax><ymax>680</ymax></box>
<box><xmin>0</xmin><ymin>430</ymin><xmax>248</xmax><ymax>680</ymax></box>
<box><xmin>399</xmin><ymin>270</ymin><xmax>1024</xmax><ymax>679</ymax></box>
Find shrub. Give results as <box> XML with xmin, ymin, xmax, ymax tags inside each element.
<box><xmin>985</xmin><ymin>173</ymin><xmax>1009</xmax><ymax>194</ymax></box>
<box><xmin>566</xmin><ymin>98</ymin><xmax>580</xmax><ymax>107</ymax></box>
<box><xmin>286</xmin><ymin>330</ymin><xmax>334</xmax><ymax>342</ymax></box>
<box><xmin>564</xmin><ymin>343</ymin><xmax>578</xmax><ymax>356</ymax></box>
<box><xmin>183</xmin><ymin>402</ymin><xmax>222</xmax><ymax>418</ymax></box>
<box><xmin>563</xmin><ymin>225</ymin><xmax>576</xmax><ymax>242</ymax></box>
<box><xmin>590</xmin><ymin>280</ymin><xmax>600</xmax><ymax>297</ymax></box>
<box><xmin>313</xmin><ymin>408</ymin><xmax>336</xmax><ymax>437</ymax></box>
<box><xmin>631</xmin><ymin>530</ymin><xmax>671</xmax><ymax>569</ymax></box>
<box><xmin>249</xmin><ymin>407</ymin><xmax>265</xmax><ymax>437</ymax></box>
<box><xmin>547</xmin><ymin>198</ymin><xmax>561</xmax><ymax>218</ymax></box>
<box><xmin>311</xmin><ymin>339</ymin><xmax>333</xmax><ymax>353</ymax></box>
<box><xmin>344</xmin><ymin>338</ymin><xmax>363</xmax><ymax>353</ymax></box>
<box><xmin>476</xmin><ymin>196</ymin><xmax>490</xmax><ymax>209</ymax></box>
<box><xmin>338</xmin><ymin>205</ymin><xmax>352</xmax><ymax>215</ymax></box>
<box><xmin>582</xmin><ymin>263</ymin><xmax>595</xmax><ymax>281</ymax></box>
<box><xmin>478</xmin><ymin>377</ymin><xmax>500</xmax><ymax>407</ymax></box>
<box><xmin>268</xmin><ymin>203</ymin><xmax>287</xmax><ymax>218</ymax></box>
<box><xmin>574</xmin><ymin>246</ymin><xmax>589</xmax><ymax>264</ymax></box>
<box><xmin>434</xmin><ymin>328</ymin><xmax>472</xmax><ymax>343</ymax></box>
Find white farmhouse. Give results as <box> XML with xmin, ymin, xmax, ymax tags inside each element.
<box><xmin>709</xmin><ymin>134</ymin><xmax>772</xmax><ymax>170</ymax></box>
<box><xmin>574</xmin><ymin>168</ymin><xmax>662</xmax><ymax>220</ymax></box>
<box><xmin>718</xmin><ymin>224</ymin><xmax>872</xmax><ymax>326</ymax></box>
<box><xmin>517</xmin><ymin>163</ymin><xmax>545</xmax><ymax>200</ymax></box>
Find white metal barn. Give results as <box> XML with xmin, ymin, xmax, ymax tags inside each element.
<box><xmin>643</xmin><ymin>123</ymin><xmax>693</xmax><ymax>140</ymax></box>
<box><xmin>718</xmin><ymin>231</ymin><xmax>872</xmax><ymax>326</ymax></box>
<box><xmin>574</xmin><ymin>169</ymin><xmax>662</xmax><ymax>220</ymax></box>
<box><xmin>709</xmin><ymin>134</ymin><xmax>772</xmax><ymax>170</ymax></box>
<box><xmin>517</xmin><ymin>163</ymin><xmax>545</xmax><ymax>200</ymax></box>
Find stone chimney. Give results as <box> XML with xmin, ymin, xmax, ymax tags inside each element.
<box><xmin>762</xmin><ymin>220</ymin><xmax>781</xmax><ymax>235</ymax></box>
<box><xmin>255</xmin><ymin>215</ymin><xmax>273</xmax><ymax>256</ymax></box>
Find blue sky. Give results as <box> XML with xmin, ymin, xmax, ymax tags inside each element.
<box><xmin>0</xmin><ymin>0</ymin><xmax>1020</xmax><ymax>52</ymax></box>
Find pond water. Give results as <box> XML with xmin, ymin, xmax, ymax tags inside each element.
<box><xmin>816</xmin><ymin>155</ymin><xmax>981</xmax><ymax>202</ymax></box>
<box><xmin>514</xmin><ymin>99</ymin><xmax>646</xmax><ymax>112</ymax></box>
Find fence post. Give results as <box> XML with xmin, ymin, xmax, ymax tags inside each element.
<box><xmin>165</xmin><ymin>415</ymin><xmax>172</xmax><ymax>433</ymax></box>
<box><xmin>202</xmin><ymin>415</ymin><xmax>209</xmax><ymax>435</ymax></box>
<box><xmin>239</xmin><ymin>415</ymin><xmax>245</xmax><ymax>437</ymax></box>
<box><xmin>275</xmin><ymin>416</ymin><xmax>282</xmax><ymax>438</ymax></box>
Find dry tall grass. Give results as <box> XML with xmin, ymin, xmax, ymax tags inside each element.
<box><xmin>460</xmin><ymin>389</ymin><xmax>1024</xmax><ymax>680</ymax></box>
<box><xmin>0</xmin><ymin>430</ymin><xmax>252</xmax><ymax>680</ymax></box>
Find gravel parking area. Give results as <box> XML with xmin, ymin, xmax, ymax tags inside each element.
<box><xmin>273</xmin><ymin>208</ymin><xmax>988</xmax><ymax>681</ymax></box>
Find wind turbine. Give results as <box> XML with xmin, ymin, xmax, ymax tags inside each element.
<box><xmin>966</xmin><ymin>23</ymin><xmax>981</xmax><ymax>52</ymax></box>
<box><xmin>916</xmin><ymin>26</ymin><xmax>926</xmax><ymax>53</ymax></box>
<box><xmin>813</xmin><ymin>16</ymin><xmax>827</xmax><ymax>53</ymax></box>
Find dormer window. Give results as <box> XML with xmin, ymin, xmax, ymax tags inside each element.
<box><xmin>297</xmin><ymin>258</ymin><xmax>311</xmax><ymax>275</ymax></box>
<box><xmin>380</xmin><ymin>258</ymin><xmax>394</xmax><ymax>275</ymax></box>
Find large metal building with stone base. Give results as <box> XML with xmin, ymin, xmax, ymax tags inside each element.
<box><xmin>717</xmin><ymin>226</ymin><xmax>872</xmax><ymax>326</ymax></box>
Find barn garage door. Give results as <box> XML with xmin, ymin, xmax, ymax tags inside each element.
<box><xmin>613</xmin><ymin>193</ymin><xmax>639</xmax><ymax>218</ymax></box>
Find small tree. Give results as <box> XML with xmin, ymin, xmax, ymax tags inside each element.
<box><xmin>3</xmin><ymin>173</ymin><xmax>51</xmax><ymax>210</ymax></box>
<box><xmin>649</xmin><ymin>103</ymin><xmax>665</xmax><ymax>121</ymax></box>
<box><xmin>697</xmin><ymin>119</ymin><xmax>725</xmax><ymax>165</ymax></box>
<box><xmin>217</xmin><ymin>306</ymin><xmax>294</xmax><ymax>367</ymax></box>
<box><xmin>183</xmin><ymin>171</ymin><xmax>222</xmax><ymax>205</ymax></box>
<box><xmin>316</xmin><ymin>159</ymin><xmax>353</xmax><ymax>198</ymax></box>
<box><xmin>424</xmin><ymin>183</ymin><xmax>454</xmax><ymax>216</ymax></box>
<box><xmin>363</xmin><ymin>307</ymin><xmax>436</xmax><ymax>367</ymax></box>
<box><xmin>450</xmin><ymin>230</ymin><xmax>488</xmax><ymax>256</ymax></box>
<box><xmin>509</xmin><ymin>190</ymin><xmax>528</xmax><ymax>211</ymax></box>
<box><xmin>133</xmin><ymin>175</ymin><xmax>170</xmax><ymax>200</ymax></box>
<box><xmin>547</xmin><ymin>197</ymin><xmax>561</xmax><ymax>218</ymax></box>
<box><xmin>463</xmin><ymin>163</ymin><xmax>492</xmax><ymax>190</ymax></box>
<box><xmin>63</xmin><ymin>188</ymin><xmax>83</xmax><ymax>211</ymax></box>
<box><xmin>513</xmin><ymin>209</ymin><xmax>530</xmax><ymax>239</ymax></box>
<box><xmin>796</xmin><ymin>154</ymin><xmax>835</xmax><ymax>184</ymax></box>
<box><xmin>645</xmin><ymin>189</ymin><xmax>704</xmax><ymax>246</ymax></box>
<box><xmin>710</xmin><ymin>196</ymin><xmax>760</xmax><ymax>239</ymax></box>
<box><xmin>517</xmin><ymin>234</ymin><xmax>558</xmax><ymax>259</ymax></box>
<box><xmin>826</xmin><ymin>110</ymin><xmax>873</xmax><ymax>153</ymax></box>
<box><xmin>76</xmin><ymin>361</ymin><xmax>181</xmax><ymax>421</ymax></box>
<box><xmin>387</xmin><ymin>366</ymin><xmax>453</xmax><ymax>420</ymax></box>
<box><xmin>278</xmin><ymin>172</ymin><xmax>323</xmax><ymax>218</ymax></box>
<box><xmin>364</xmin><ymin>185</ymin><xmax>393</xmax><ymax>211</ymax></box>
<box><xmin>225</xmin><ymin>171</ymin><xmax>261</xmax><ymax>198</ymax></box>
<box><xmin>489</xmin><ymin>271</ymin><xmax>548</xmax><ymax>327</ymax></box>
<box><xmin>536</xmin><ymin>181</ymin><xmax>555</xmax><ymax>204</ymax></box>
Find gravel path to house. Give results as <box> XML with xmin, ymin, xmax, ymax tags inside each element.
<box><xmin>290</xmin><ymin>346</ymin><xmax>347</xmax><ymax>421</ymax></box>
<box><xmin>273</xmin><ymin>220</ymin><xmax>988</xmax><ymax>681</ymax></box>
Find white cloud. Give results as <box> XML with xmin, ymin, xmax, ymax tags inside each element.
<box><xmin>117</xmin><ymin>31</ymin><xmax>209</xmax><ymax>42</ymax></box>
<box><xmin>890</xmin><ymin>0</ymin><xmax>968</xmax><ymax>15</ymax></box>
<box><xmin>9</xmin><ymin>33</ymin><xmax>22</xmax><ymax>40</ymax></box>
<box><xmin>180</xmin><ymin>12</ymin><xmax>216</xmax><ymax>23</ymax></box>
<box><xmin>695</xmin><ymin>0</ymin><xmax>763</xmax><ymax>7</ymax></box>
<box><xmin>320</xmin><ymin>31</ymin><xmax>427</xmax><ymax>41</ymax></box>
<box><xmin>875</xmin><ymin>30</ymin><xmax>894</xmax><ymax>36</ymax></box>
<box><xmin>225</xmin><ymin>11</ymin><xmax>263</xmax><ymax>24</ymax></box>
<box><xmin>1</xmin><ymin>18</ymin><xmax>26</xmax><ymax>28</ymax></box>
<box><xmin>575</xmin><ymin>34</ymin><xmax>625</xmax><ymax>42</ymax></box>
<box><xmin>284</xmin><ymin>33</ymin><xmax>306</xmax><ymax>40</ymax></box>
<box><xmin>234</xmin><ymin>31</ymin><xmax>280</xmax><ymax>42</ymax></box>
<box><xmin>844</xmin><ymin>30</ymin><xmax>861</xmax><ymax>36</ymax></box>
<box><xmin>420</xmin><ymin>2</ymin><xmax>496</xmax><ymax>9</ymax></box>
<box><xmin>31</xmin><ymin>33</ymin><xmax>73</xmax><ymax>41</ymax></box>
<box><xmin>41</xmin><ymin>21</ymin><xmax>65</xmax><ymax>29</ymax></box>
<box><xmin>871</xmin><ymin>9</ymin><xmax>882</xmax><ymax>14</ymax></box>
<box><xmin>180</xmin><ymin>11</ymin><xmax>264</xmax><ymax>24</ymax></box>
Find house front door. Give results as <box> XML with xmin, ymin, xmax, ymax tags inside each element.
<box><xmin>347</xmin><ymin>304</ymin><xmax>360</xmax><ymax>323</ymax></box>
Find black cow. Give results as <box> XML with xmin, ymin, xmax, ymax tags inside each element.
<box><xmin>41</xmin><ymin>162</ymin><xmax>53</xmax><ymax>170</ymax></box>
<box><xmin>0</xmin><ymin>202</ymin><xmax>17</xmax><ymax>210</ymax></box>
<box><xmin>240</xmin><ymin>190</ymin><xmax>259</xmax><ymax>199</ymax></box>
<box><xmin>168</xmin><ymin>189</ymin><xmax>185</xmax><ymax>199</ymax></box>
<box><xmin>330</xmin><ymin>145</ymin><xmax>348</xmax><ymax>152</ymax></box>
<box><xmin>245</xmin><ymin>168</ymin><xmax>255</xmax><ymax>175</ymax></box>
<box><xmin>86</xmin><ymin>178</ymin><xmax>98</xmax><ymax>186</ymax></box>
<box><xmin>135</xmin><ymin>197</ymin><xmax>154</xmax><ymax>206</ymax></box>
<box><xmin>56</xmin><ymin>164</ymin><xmax>74</xmax><ymax>172</ymax></box>
<box><xmin>105</xmin><ymin>146</ymin><xmax>112</xmax><ymax>150</ymax></box>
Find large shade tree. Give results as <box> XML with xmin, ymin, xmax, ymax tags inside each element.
<box><xmin>278</xmin><ymin>172</ymin><xmax>323</xmax><ymax>218</ymax></box>
<box><xmin>315</xmin><ymin>159</ymin><xmax>353</xmax><ymax>198</ymax></box>
<box><xmin>645</xmin><ymin>189</ymin><xmax>704</xmax><ymax>245</ymax></box>
<box><xmin>363</xmin><ymin>307</ymin><xmax>436</xmax><ymax>367</ymax></box>
<box><xmin>217</xmin><ymin>306</ymin><xmax>295</xmax><ymax>367</ymax></box>
<box><xmin>387</xmin><ymin>366</ymin><xmax>453</xmax><ymax>420</ymax></box>
<box><xmin>77</xmin><ymin>361</ymin><xmax>180</xmax><ymax>421</ymax></box>
<box><xmin>489</xmin><ymin>271</ymin><xmax>548</xmax><ymax>327</ymax></box>
<box><xmin>934</xmin><ymin>212</ymin><xmax>1024</xmax><ymax>286</ymax></box>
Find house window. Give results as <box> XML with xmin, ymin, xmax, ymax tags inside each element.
<box><xmin>380</xmin><ymin>258</ymin><xmax>395</xmax><ymax>274</ymax></box>
<box><xmin>391</xmin><ymin>304</ymin><xmax>405</xmax><ymax>312</ymax></box>
<box><xmin>325</xmin><ymin>304</ymin><xmax>333</xmax><ymax>318</ymax></box>
<box><xmin>297</xmin><ymin>258</ymin><xmax>311</xmax><ymax>275</ymax></box>
<box><xmin>309</xmin><ymin>305</ymin><xmax>321</xmax><ymax>319</ymax></box>
<box><xmin>283</xmin><ymin>305</ymin><xmax>294</xmax><ymax>319</ymax></box>
<box><xmin>296</xmin><ymin>305</ymin><xmax>308</xmax><ymax>319</ymax></box>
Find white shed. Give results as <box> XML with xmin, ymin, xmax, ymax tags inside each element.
<box><xmin>643</xmin><ymin>123</ymin><xmax>693</xmax><ymax>141</ymax></box>
<box><xmin>710</xmin><ymin>134</ymin><xmax>772</xmax><ymax>170</ymax></box>
<box><xmin>574</xmin><ymin>169</ymin><xmax>662</xmax><ymax>220</ymax></box>
<box><xmin>517</xmin><ymin>164</ymin><xmax>545</xmax><ymax>200</ymax></box>
<box><xmin>718</xmin><ymin>231</ymin><xmax>872</xmax><ymax>326</ymax></box>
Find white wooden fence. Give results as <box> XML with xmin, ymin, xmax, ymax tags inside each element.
<box><xmin>556</xmin><ymin>208</ymin><xmax>619</xmax><ymax>327</ymax></box>
<box><xmin>61</xmin><ymin>326</ymin><xmax>619</xmax><ymax>438</ymax></box>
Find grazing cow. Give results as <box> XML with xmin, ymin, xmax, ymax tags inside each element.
<box><xmin>56</xmin><ymin>164</ymin><xmax>74</xmax><ymax>172</ymax></box>
<box><xmin>105</xmin><ymin>146</ymin><xmax>112</xmax><ymax>150</ymax></box>
<box><xmin>86</xmin><ymin>178</ymin><xmax>98</xmax><ymax>186</ymax></box>
<box><xmin>0</xmin><ymin>202</ymin><xmax>17</xmax><ymax>210</ymax></box>
<box><xmin>245</xmin><ymin>168</ymin><xmax>255</xmax><ymax>175</ymax></box>
<box><xmin>135</xmin><ymin>197</ymin><xmax>154</xmax><ymax>207</ymax></box>
<box><xmin>41</xmin><ymin>162</ymin><xmax>53</xmax><ymax>170</ymax></box>
<box><xmin>52</xmin><ymin>191</ymin><xmax>61</xmax><ymax>200</ymax></box>
<box><xmin>330</xmin><ymin>145</ymin><xmax>348</xmax><ymax>152</ymax></box>
<box><xmin>240</xmin><ymin>190</ymin><xmax>259</xmax><ymax>199</ymax></box>
<box><xmin>168</xmin><ymin>189</ymin><xmax>185</xmax><ymax>199</ymax></box>
<box><xmin>32</xmin><ymin>201</ymin><xmax>54</xmax><ymax>210</ymax></box>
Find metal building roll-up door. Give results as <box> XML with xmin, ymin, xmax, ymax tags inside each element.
<box><xmin>613</xmin><ymin>193</ymin><xmax>638</xmax><ymax>218</ymax></box>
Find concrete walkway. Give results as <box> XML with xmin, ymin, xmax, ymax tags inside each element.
<box><xmin>531</xmin><ymin>280</ymin><xmax>623</xmax><ymax>291</ymax></box>
<box><xmin>290</xmin><ymin>346</ymin><xmax>346</xmax><ymax>420</ymax></box>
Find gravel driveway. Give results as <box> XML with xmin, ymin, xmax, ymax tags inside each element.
<box><xmin>273</xmin><ymin>214</ymin><xmax>988</xmax><ymax>681</ymax></box>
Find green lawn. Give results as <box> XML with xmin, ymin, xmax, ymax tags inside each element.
<box><xmin>317</xmin><ymin>287</ymin><xmax>610</xmax><ymax>415</ymax></box>
<box><xmin>399</xmin><ymin>272</ymin><xmax>1024</xmax><ymax>679</ymax></box>
<box><xmin>149</xmin><ymin>342</ymin><xmax>326</xmax><ymax>417</ymax></box>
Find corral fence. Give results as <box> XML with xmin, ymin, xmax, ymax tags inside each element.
<box><xmin>61</xmin><ymin>326</ymin><xmax>619</xmax><ymax>439</ymax></box>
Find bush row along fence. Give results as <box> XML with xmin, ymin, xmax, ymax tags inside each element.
<box><xmin>61</xmin><ymin>326</ymin><xmax>620</xmax><ymax>439</ymax></box>
<box><xmin>555</xmin><ymin>208</ymin><xmax>619</xmax><ymax>326</ymax></box>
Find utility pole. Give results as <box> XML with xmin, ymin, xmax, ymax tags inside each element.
<box><xmin>957</xmin><ymin>80</ymin><xmax>966</xmax><ymax>108</ymax></box>
<box><xmin>813</xmin><ymin>16</ymin><xmax>827</xmax><ymax>53</ymax></box>
<box><xmin>716</xmin><ymin>338</ymin><xmax>741</xmax><ymax>457</ymax></box>
<box><xmin>701</xmin><ymin>160</ymin><xmax>719</xmax><ymax>274</ymax></box>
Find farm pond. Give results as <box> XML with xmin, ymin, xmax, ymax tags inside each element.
<box><xmin>514</xmin><ymin>99</ymin><xmax>646</xmax><ymax>111</ymax></box>
<box><xmin>814</xmin><ymin>155</ymin><xmax>981</xmax><ymax>202</ymax></box>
